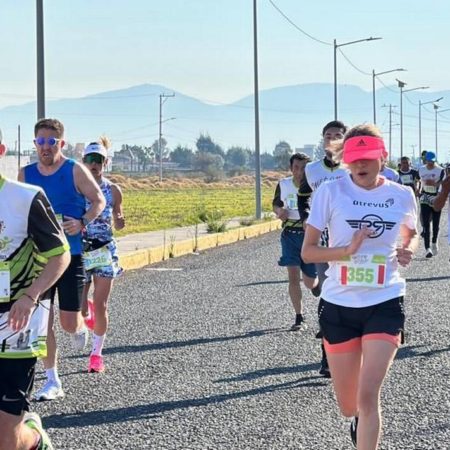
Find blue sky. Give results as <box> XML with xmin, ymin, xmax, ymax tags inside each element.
<box><xmin>1</xmin><ymin>1</ymin><xmax>450</xmax><ymax>158</ymax></box>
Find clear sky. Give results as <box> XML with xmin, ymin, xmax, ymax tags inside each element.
<box><xmin>1</xmin><ymin>1</ymin><xmax>450</xmax><ymax>158</ymax></box>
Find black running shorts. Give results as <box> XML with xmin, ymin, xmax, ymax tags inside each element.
<box><xmin>318</xmin><ymin>296</ymin><xmax>405</xmax><ymax>353</ymax></box>
<box><xmin>0</xmin><ymin>358</ymin><xmax>36</xmax><ymax>416</ymax></box>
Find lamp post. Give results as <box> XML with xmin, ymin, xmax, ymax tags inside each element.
<box><xmin>372</xmin><ymin>68</ymin><xmax>405</xmax><ymax>124</ymax></box>
<box><xmin>434</xmin><ymin>107</ymin><xmax>450</xmax><ymax>161</ymax></box>
<box><xmin>419</xmin><ymin>97</ymin><xmax>443</xmax><ymax>154</ymax></box>
<box><xmin>36</xmin><ymin>0</ymin><xmax>45</xmax><ymax>119</ymax></box>
<box><xmin>396</xmin><ymin>80</ymin><xmax>428</xmax><ymax>157</ymax></box>
<box><xmin>333</xmin><ymin>37</ymin><xmax>382</xmax><ymax>120</ymax></box>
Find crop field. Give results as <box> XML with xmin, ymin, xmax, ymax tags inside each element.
<box><xmin>111</xmin><ymin>173</ymin><xmax>282</xmax><ymax>236</ymax></box>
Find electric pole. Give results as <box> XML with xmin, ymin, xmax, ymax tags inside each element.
<box><xmin>159</xmin><ymin>93</ymin><xmax>175</xmax><ymax>182</ymax></box>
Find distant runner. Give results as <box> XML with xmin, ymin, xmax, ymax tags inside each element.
<box><xmin>81</xmin><ymin>138</ymin><xmax>125</xmax><ymax>373</ymax></box>
<box><xmin>418</xmin><ymin>151</ymin><xmax>444</xmax><ymax>258</ymax></box>
<box><xmin>273</xmin><ymin>153</ymin><xmax>320</xmax><ymax>331</ymax></box>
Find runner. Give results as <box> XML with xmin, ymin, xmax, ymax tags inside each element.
<box><xmin>302</xmin><ymin>124</ymin><xmax>418</xmax><ymax>449</ymax></box>
<box><xmin>380</xmin><ymin>159</ymin><xmax>399</xmax><ymax>182</ymax></box>
<box><xmin>397</xmin><ymin>156</ymin><xmax>420</xmax><ymax>195</ymax></box>
<box><xmin>298</xmin><ymin>120</ymin><xmax>348</xmax><ymax>377</ymax></box>
<box><xmin>19</xmin><ymin>118</ymin><xmax>105</xmax><ymax>401</ymax></box>
<box><xmin>80</xmin><ymin>138</ymin><xmax>125</xmax><ymax>373</ymax></box>
<box><xmin>272</xmin><ymin>153</ymin><xmax>319</xmax><ymax>332</ymax></box>
<box><xmin>0</xmin><ymin>134</ymin><xmax>70</xmax><ymax>450</ymax></box>
<box><xmin>432</xmin><ymin>163</ymin><xmax>450</xmax><ymax>259</ymax></box>
<box><xmin>418</xmin><ymin>151</ymin><xmax>445</xmax><ymax>258</ymax></box>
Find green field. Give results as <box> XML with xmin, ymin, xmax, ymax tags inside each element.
<box><xmin>118</xmin><ymin>186</ymin><xmax>275</xmax><ymax>236</ymax></box>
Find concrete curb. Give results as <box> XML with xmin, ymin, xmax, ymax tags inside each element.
<box><xmin>119</xmin><ymin>219</ymin><xmax>282</xmax><ymax>271</ymax></box>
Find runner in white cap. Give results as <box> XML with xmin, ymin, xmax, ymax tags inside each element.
<box><xmin>81</xmin><ymin>137</ymin><xmax>125</xmax><ymax>373</ymax></box>
<box><xmin>302</xmin><ymin>124</ymin><xmax>418</xmax><ymax>449</ymax></box>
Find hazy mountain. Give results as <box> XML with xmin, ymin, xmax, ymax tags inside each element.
<box><xmin>0</xmin><ymin>83</ymin><xmax>448</xmax><ymax>157</ymax></box>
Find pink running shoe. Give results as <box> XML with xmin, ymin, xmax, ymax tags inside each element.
<box><xmin>88</xmin><ymin>354</ymin><xmax>105</xmax><ymax>373</ymax></box>
<box><xmin>84</xmin><ymin>299</ymin><xmax>95</xmax><ymax>330</ymax></box>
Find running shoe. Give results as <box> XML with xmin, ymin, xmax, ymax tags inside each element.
<box><xmin>432</xmin><ymin>242</ymin><xmax>438</xmax><ymax>255</ymax></box>
<box><xmin>34</xmin><ymin>380</ymin><xmax>64</xmax><ymax>402</ymax></box>
<box><xmin>290</xmin><ymin>316</ymin><xmax>307</xmax><ymax>331</ymax></box>
<box><xmin>24</xmin><ymin>412</ymin><xmax>55</xmax><ymax>450</ymax></box>
<box><xmin>425</xmin><ymin>248</ymin><xmax>433</xmax><ymax>258</ymax></box>
<box><xmin>71</xmin><ymin>326</ymin><xmax>89</xmax><ymax>351</ymax></box>
<box><xmin>88</xmin><ymin>354</ymin><xmax>105</xmax><ymax>373</ymax></box>
<box><xmin>311</xmin><ymin>284</ymin><xmax>321</xmax><ymax>298</ymax></box>
<box><xmin>350</xmin><ymin>416</ymin><xmax>358</xmax><ymax>448</ymax></box>
<box><xmin>84</xmin><ymin>298</ymin><xmax>95</xmax><ymax>330</ymax></box>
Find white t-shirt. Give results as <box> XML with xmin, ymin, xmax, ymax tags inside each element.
<box><xmin>380</xmin><ymin>166</ymin><xmax>400</xmax><ymax>182</ymax></box>
<box><xmin>418</xmin><ymin>164</ymin><xmax>444</xmax><ymax>194</ymax></box>
<box><xmin>305</xmin><ymin>159</ymin><xmax>348</xmax><ymax>192</ymax></box>
<box><xmin>307</xmin><ymin>176</ymin><xmax>417</xmax><ymax>307</ymax></box>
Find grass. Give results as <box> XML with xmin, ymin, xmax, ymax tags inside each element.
<box><xmin>117</xmin><ymin>186</ymin><xmax>275</xmax><ymax>236</ymax></box>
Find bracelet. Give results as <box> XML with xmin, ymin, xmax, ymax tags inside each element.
<box><xmin>23</xmin><ymin>293</ymin><xmax>38</xmax><ymax>305</ymax></box>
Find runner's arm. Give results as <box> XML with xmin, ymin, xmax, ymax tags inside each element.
<box><xmin>297</xmin><ymin>177</ymin><xmax>312</xmax><ymax>222</ymax></box>
<box><xmin>111</xmin><ymin>183</ymin><xmax>125</xmax><ymax>230</ymax></box>
<box><xmin>432</xmin><ymin>176</ymin><xmax>450</xmax><ymax>211</ymax></box>
<box><xmin>73</xmin><ymin>163</ymin><xmax>106</xmax><ymax>223</ymax></box>
<box><xmin>272</xmin><ymin>183</ymin><xmax>288</xmax><ymax>221</ymax></box>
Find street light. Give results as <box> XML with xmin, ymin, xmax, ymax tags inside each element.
<box><xmin>419</xmin><ymin>97</ymin><xmax>443</xmax><ymax>154</ymax></box>
<box><xmin>434</xmin><ymin>106</ymin><xmax>450</xmax><ymax>161</ymax></box>
<box><xmin>396</xmin><ymin>79</ymin><xmax>429</xmax><ymax>157</ymax></box>
<box><xmin>372</xmin><ymin>68</ymin><xmax>405</xmax><ymax>124</ymax></box>
<box><xmin>333</xmin><ymin>36</ymin><xmax>382</xmax><ymax>120</ymax></box>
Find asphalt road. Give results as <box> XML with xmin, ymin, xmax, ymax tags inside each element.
<box><xmin>34</xmin><ymin>216</ymin><xmax>450</xmax><ymax>449</ymax></box>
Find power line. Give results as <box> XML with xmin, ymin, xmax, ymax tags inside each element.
<box><xmin>337</xmin><ymin>48</ymin><xmax>372</xmax><ymax>76</ymax></box>
<box><xmin>267</xmin><ymin>0</ymin><xmax>332</xmax><ymax>46</ymax></box>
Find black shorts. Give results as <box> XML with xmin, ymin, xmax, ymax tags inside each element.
<box><xmin>0</xmin><ymin>358</ymin><xmax>36</xmax><ymax>416</ymax></box>
<box><xmin>318</xmin><ymin>297</ymin><xmax>405</xmax><ymax>353</ymax></box>
<box><xmin>49</xmin><ymin>254</ymin><xmax>85</xmax><ymax>312</ymax></box>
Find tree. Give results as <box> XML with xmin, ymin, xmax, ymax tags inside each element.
<box><xmin>273</xmin><ymin>141</ymin><xmax>293</xmax><ymax>170</ymax></box>
<box><xmin>225</xmin><ymin>146</ymin><xmax>250</xmax><ymax>169</ymax></box>
<box><xmin>196</xmin><ymin>134</ymin><xmax>225</xmax><ymax>158</ymax></box>
<box><xmin>193</xmin><ymin>152</ymin><xmax>224</xmax><ymax>181</ymax></box>
<box><xmin>260</xmin><ymin>152</ymin><xmax>276</xmax><ymax>170</ymax></box>
<box><xmin>170</xmin><ymin>145</ymin><xmax>194</xmax><ymax>167</ymax></box>
<box><xmin>151</xmin><ymin>138</ymin><xmax>169</xmax><ymax>162</ymax></box>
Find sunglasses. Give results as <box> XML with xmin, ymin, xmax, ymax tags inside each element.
<box><xmin>83</xmin><ymin>154</ymin><xmax>105</xmax><ymax>164</ymax></box>
<box><xmin>34</xmin><ymin>136</ymin><xmax>61</xmax><ymax>147</ymax></box>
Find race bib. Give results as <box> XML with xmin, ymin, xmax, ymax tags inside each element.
<box><xmin>337</xmin><ymin>254</ymin><xmax>386</xmax><ymax>288</ymax></box>
<box><xmin>0</xmin><ymin>262</ymin><xmax>11</xmax><ymax>303</ymax></box>
<box><xmin>423</xmin><ymin>184</ymin><xmax>437</xmax><ymax>194</ymax></box>
<box><xmin>285</xmin><ymin>194</ymin><xmax>298</xmax><ymax>210</ymax></box>
<box><xmin>400</xmin><ymin>174</ymin><xmax>413</xmax><ymax>185</ymax></box>
<box><xmin>0</xmin><ymin>299</ymin><xmax>50</xmax><ymax>358</ymax></box>
<box><xmin>83</xmin><ymin>245</ymin><xmax>112</xmax><ymax>271</ymax></box>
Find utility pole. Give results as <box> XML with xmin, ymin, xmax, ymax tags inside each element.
<box><xmin>382</xmin><ymin>104</ymin><xmax>396</xmax><ymax>162</ymax></box>
<box><xmin>36</xmin><ymin>0</ymin><xmax>45</xmax><ymax>119</ymax></box>
<box><xmin>158</xmin><ymin>93</ymin><xmax>175</xmax><ymax>182</ymax></box>
<box><xmin>253</xmin><ymin>0</ymin><xmax>262</xmax><ymax>219</ymax></box>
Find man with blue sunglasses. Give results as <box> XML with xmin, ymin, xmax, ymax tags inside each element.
<box><xmin>19</xmin><ymin>118</ymin><xmax>105</xmax><ymax>402</ymax></box>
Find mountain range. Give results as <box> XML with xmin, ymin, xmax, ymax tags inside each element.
<box><xmin>1</xmin><ymin>83</ymin><xmax>449</xmax><ymax>159</ymax></box>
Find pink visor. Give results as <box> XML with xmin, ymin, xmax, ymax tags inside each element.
<box><xmin>343</xmin><ymin>136</ymin><xmax>388</xmax><ymax>164</ymax></box>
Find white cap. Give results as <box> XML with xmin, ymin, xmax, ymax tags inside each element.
<box><xmin>84</xmin><ymin>142</ymin><xmax>107</xmax><ymax>158</ymax></box>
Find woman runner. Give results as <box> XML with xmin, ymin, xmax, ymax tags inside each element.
<box><xmin>302</xmin><ymin>124</ymin><xmax>418</xmax><ymax>449</ymax></box>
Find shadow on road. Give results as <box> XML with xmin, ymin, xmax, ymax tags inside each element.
<box><xmin>236</xmin><ymin>280</ymin><xmax>287</xmax><ymax>287</ymax></box>
<box><xmin>43</xmin><ymin>375</ymin><xmax>328</xmax><ymax>429</ymax></box>
<box><xmin>68</xmin><ymin>328</ymin><xmax>286</xmax><ymax>359</ymax></box>
<box><xmin>396</xmin><ymin>344</ymin><xmax>450</xmax><ymax>360</ymax></box>
<box><xmin>406</xmin><ymin>275</ymin><xmax>450</xmax><ymax>282</ymax></box>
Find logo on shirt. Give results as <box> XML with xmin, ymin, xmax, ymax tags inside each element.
<box><xmin>346</xmin><ymin>214</ymin><xmax>396</xmax><ymax>238</ymax></box>
<box><xmin>0</xmin><ymin>221</ymin><xmax>4</xmax><ymax>233</ymax></box>
<box><xmin>352</xmin><ymin>198</ymin><xmax>394</xmax><ymax>208</ymax></box>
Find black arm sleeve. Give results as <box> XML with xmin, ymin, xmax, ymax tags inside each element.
<box><xmin>297</xmin><ymin>177</ymin><xmax>313</xmax><ymax>222</ymax></box>
<box><xmin>272</xmin><ymin>183</ymin><xmax>283</xmax><ymax>208</ymax></box>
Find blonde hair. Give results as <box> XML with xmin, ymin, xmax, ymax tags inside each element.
<box><xmin>332</xmin><ymin>123</ymin><xmax>383</xmax><ymax>163</ymax></box>
<box><xmin>99</xmin><ymin>135</ymin><xmax>111</xmax><ymax>150</ymax></box>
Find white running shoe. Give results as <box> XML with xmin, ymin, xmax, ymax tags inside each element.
<box><xmin>425</xmin><ymin>248</ymin><xmax>433</xmax><ymax>258</ymax></box>
<box><xmin>71</xmin><ymin>326</ymin><xmax>89</xmax><ymax>351</ymax></box>
<box><xmin>34</xmin><ymin>379</ymin><xmax>64</xmax><ymax>401</ymax></box>
<box><xmin>432</xmin><ymin>242</ymin><xmax>438</xmax><ymax>255</ymax></box>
